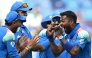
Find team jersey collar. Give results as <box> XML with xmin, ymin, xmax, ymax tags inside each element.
<box><xmin>20</xmin><ymin>24</ymin><xmax>26</xmax><ymax>28</ymax></box>
<box><xmin>3</xmin><ymin>25</ymin><xmax>11</xmax><ymax>30</ymax></box>
<box><xmin>68</xmin><ymin>23</ymin><xmax>81</xmax><ymax>38</ymax></box>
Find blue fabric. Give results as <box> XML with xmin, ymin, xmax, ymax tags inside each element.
<box><xmin>63</xmin><ymin>42</ymin><xmax>75</xmax><ymax>52</ymax></box>
<box><xmin>52</xmin><ymin>10</ymin><xmax>61</xmax><ymax>18</ymax></box>
<box><xmin>37</xmin><ymin>35</ymin><xmax>69</xmax><ymax>58</ymax></box>
<box><xmin>15</xmin><ymin>24</ymin><xmax>32</xmax><ymax>58</ymax></box>
<box><xmin>37</xmin><ymin>23</ymin><xmax>91</xmax><ymax>58</ymax></box>
<box><xmin>5</xmin><ymin>11</ymin><xmax>26</xmax><ymax>23</ymax></box>
<box><xmin>10</xmin><ymin>1</ymin><xmax>32</xmax><ymax>11</ymax></box>
<box><xmin>64</xmin><ymin>23</ymin><xmax>91</xmax><ymax>58</ymax></box>
<box><xmin>39</xmin><ymin>36</ymin><xmax>50</xmax><ymax>50</ymax></box>
<box><xmin>46</xmin><ymin>31</ymin><xmax>54</xmax><ymax>42</ymax></box>
<box><xmin>41</xmin><ymin>15</ymin><xmax>52</xmax><ymax>28</ymax></box>
<box><xmin>0</xmin><ymin>26</ymin><xmax>21</xmax><ymax>58</ymax></box>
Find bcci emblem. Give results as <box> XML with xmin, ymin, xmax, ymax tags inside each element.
<box><xmin>10</xmin><ymin>41</ymin><xmax>15</xmax><ymax>47</ymax></box>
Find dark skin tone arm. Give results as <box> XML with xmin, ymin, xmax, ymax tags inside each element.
<box><xmin>50</xmin><ymin>41</ymin><xmax>64</xmax><ymax>57</ymax></box>
<box><xmin>47</xmin><ymin>25</ymin><xmax>64</xmax><ymax>57</ymax></box>
<box><xmin>55</xmin><ymin>26</ymin><xmax>82</xmax><ymax>56</ymax></box>
<box><xmin>47</xmin><ymin>24</ymin><xmax>81</xmax><ymax>56</ymax></box>
<box><xmin>30</xmin><ymin>44</ymin><xmax>45</xmax><ymax>52</ymax></box>
<box><xmin>60</xmin><ymin>38</ymin><xmax>81</xmax><ymax>56</ymax></box>
<box><xmin>17</xmin><ymin>35</ymin><xmax>39</xmax><ymax>58</ymax></box>
<box><xmin>17</xmin><ymin>34</ymin><xmax>45</xmax><ymax>52</ymax></box>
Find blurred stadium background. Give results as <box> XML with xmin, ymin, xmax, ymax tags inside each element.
<box><xmin>0</xmin><ymin>0</ymin><xmax>92</xmax><ymax>58</ymax></box>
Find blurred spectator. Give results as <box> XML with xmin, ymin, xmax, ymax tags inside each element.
<box><xmin>25</xmin><ymin>5</ymin><xmax>43</xmax><ymax>36</ymax></box>
<box><xmin>82</xmin><ymin>8</ymin><xmax>92</xmax><ymax>58</ymax></box>
<box><xmin>51</xmin><ymin>0</ymin><xmax>65</xmax><ymax>10</ymax></box>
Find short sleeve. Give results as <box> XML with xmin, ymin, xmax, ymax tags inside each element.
<box><xmin>3</xmin><ymin>30</ymin><xmax>21</xmax><ymax>58</ymax></box>
<box><xmin>39</xmin><ymin>29</ymin><xmax>50</xmax><ymax>50</ymax></box>
<box><xmin>75</xmin><ymin>29</ymin><xmax>91</xmax><ymax>49</ymax></box>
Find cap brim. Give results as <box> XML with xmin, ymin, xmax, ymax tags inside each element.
<box><xmin>52</xmin><ymin>15</ymin><xmax>61</xmax><ymax>18</ymax></box>
<box><xmin>18</xmin><ymin>16</ymin><xmax>26</xmax><ymax>21</ymax></box>
<box><xmin>41</xmin><ymin>22</ymin><xmax>47</xmax><ymax>28</ymax></box>
<box><xmin>18</xmin><ymin>7</ymin><xmax>32</xmax><ymax>11</ymax></box>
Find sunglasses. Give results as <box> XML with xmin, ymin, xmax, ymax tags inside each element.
<box><xmin>52</xmin><ymin>17</ymin><xmax>61</xmax><ymax>23</ymax></box>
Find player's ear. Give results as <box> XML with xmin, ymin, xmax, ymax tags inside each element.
<box><xmin>70</xmin><ymin>19</ymin><xmax>74</xmax><ymax>25</ymax></box>
<box><xmin>12</xmin><ymin>21</ymin><xmax>17</xmax><ymax>26</ymax></box>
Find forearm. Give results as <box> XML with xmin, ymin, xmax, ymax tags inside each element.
<box><xmin>31</xmin><ymin>44</ymin><xmax>44</xmax><ymax>52</ymax></box>
<box><xmin>59</xmin><ymin>37</ymin><xmax>81</xmax><ymax>55</ymax></box>
<box><xmin>60</xmin><ymin>38</ymin><xmax>74</xmax><ymax>52</ymax></box>
<box><xmin>50</xmin><ymin>41</ymin><xmax>64</xmax><ymax>57</ymax></box>
<box><xmin>50</xmin><ymin>41</ymin><xmax>59</xmax><ymax>52</ymax></box>
<box><xmin>60</xmin><ymin>38</ymin><xmax>67</xmax><ymax>44</ymax></box>
<box><xmin>20</xmin><ymin>46</ymin><xmax>30</xmax><ymax>58</ymax></box>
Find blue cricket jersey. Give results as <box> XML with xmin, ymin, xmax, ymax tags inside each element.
<box><xmin>0</xmin><ymin>25</ymin><xmax>21</xmax><ymax>58</ymax></box>
<box><xmin>37</xmin><ymin>29</ymin><xmax>71</xmax><ymax>58</ymax></box>
<box><xmin>15</xmin><ymin>24</ymin><xmax>32</xmax><ymax>58</ymax></box>
<box><xmin>64</xmin><ymin>23</ymin><xmax>91</xmax><ymax>58</ymax></box>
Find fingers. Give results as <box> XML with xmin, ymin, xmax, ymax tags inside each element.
<box><xmin>33</xmin><ymin>35</ymin><xmax>39</xmax><ymax>43</ymax></box>
<box><xmin>28</xmin><ymin>35</ymin><xmax>39</xmax><ymax>45</ymax></box>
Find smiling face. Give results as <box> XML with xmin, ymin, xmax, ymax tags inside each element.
<box><xmin>59</xmin><ymin>11</ymin><xmax>77</xmax><ymax>34</ymax></box>
<box><xmin>60</xmin><ymin>15</ymin><xmax>73</xmax><ymax>34</ymax></box>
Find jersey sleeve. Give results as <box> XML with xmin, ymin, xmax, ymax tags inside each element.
<box><xmin>75</xmin><ymin>29</ymin><xmax>91</xmax><ymax>49</ymax></box>
<box><xmin>39</xmin><ymin>29</ymin><xmax>50</xmax><ymax>50</ymax></box>
<box><xmin>3</xmin><ymin>30</ymin><xmax>21</xmax><ymax>58</ymax></box>
<box><xmin>39</xmin><ymin>36</ymin><xmax>50</xmax><ymax>50</ymax></box>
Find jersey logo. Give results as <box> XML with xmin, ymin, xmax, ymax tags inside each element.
<box><xmin>72</xmin><ymin>39</ymin><xmax>75</xmax><ymax>42</ymax></box>
<box><xmin>66</xmin><ymin>39</ymin><xmax>69</xmax><ymax>42</ymax></box>
<box><xmin>17</xmin><ymin>35</ymin><xmax>21</xmax><ymax>39</ymax></box>
<box><xmin>79</xmin><ymin>39</ymin><xmax>84</xmax><ymax>44</ymax></box>
<box><xmin>10</xmin><ymin>41</ymin><xmax>15</xmax><ymax>47</ymax></box>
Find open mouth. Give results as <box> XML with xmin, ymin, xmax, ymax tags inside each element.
<box><xmin>63</xmin><ymin>27</ymin><xmax>67</xmax><ymax>31</ymax></box>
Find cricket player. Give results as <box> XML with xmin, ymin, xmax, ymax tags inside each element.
<box><xmin>46</xmin><ymin>11</ymin><xmax>91</xmax><ymax>58</ymax></box>
<box><xmin>37</xmin><ymin>10</ymin><xmax>69</xmax><ymax>58</ymax></box>
<box><xmin>10</xmin><ymin>1</ymin><xmax>44</xmax><ymax>58</ymax></box>
<box><xmin>0</xmin><ymin>11</ymin><xmax>39</xmax><ymax>58</ymax></box>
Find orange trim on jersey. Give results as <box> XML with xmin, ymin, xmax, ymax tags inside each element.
<box><xmin>6</xmin><ymin>28</ymin><xmax>11</xmax><ymax>32</ymax></box>
<box><xmin>77</xmin><ymin>27</ymin><xmax>84</xmax><ymax>33</ymax></box>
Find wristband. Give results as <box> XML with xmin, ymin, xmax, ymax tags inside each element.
<box><xmin>46</xmin><ymin>31</ymin><xmax>54</xmax><ymax>42</ymax></box>
<box><xmin>63</xmin><ymin>42</ymin><xmax>75</xmax><ymax>52</ymax></box>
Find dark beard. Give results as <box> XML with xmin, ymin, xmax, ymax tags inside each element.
<box><xmin>64</xmin><ymin>27</ymin><xmax>72</xmax><ymax>34</ymax></box>
<box><xmin>12</xmin><ymin>29</ymin><xmax>17</xmax><ymax>33</ymax></box>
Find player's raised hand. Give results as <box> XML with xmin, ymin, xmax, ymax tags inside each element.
<box><xmin>17</xmin><ymin>33</ymin><xmax>28</xmax><ymax>52</ymax></box>
<box><xmin>26</xmin><ymin>35</ymin><xmax>39</xmax><ymax>50</ymax></box>
<box><xmin>54</xmin><ymin>26</ymin><xmax>63</xmax><ymax>38</ymax></box>
<box><xmin>47</xmin><ymin>24</ymin><xmax>54</xmax><ymax>36</ymax></box>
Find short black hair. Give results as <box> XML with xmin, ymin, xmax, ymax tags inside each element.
<box><xmin>60</xmin><ymin>11</ymin><xmax>77</xmax><ymax>23</ymax></box>
<box><xmin>5</xmin><ymin>20</ymin><xmax>19</xmax><ymax>26</ymax></box>
<box><xmin>5</xmin><ymin>20</ymin><xmax>12</xmax><ymax>26</ymax></box>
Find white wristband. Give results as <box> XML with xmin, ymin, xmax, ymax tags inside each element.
<box><xmin>58</xmin><ymin>35</ymin><xmax>64</xmax><ymax>39</ymax></box>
